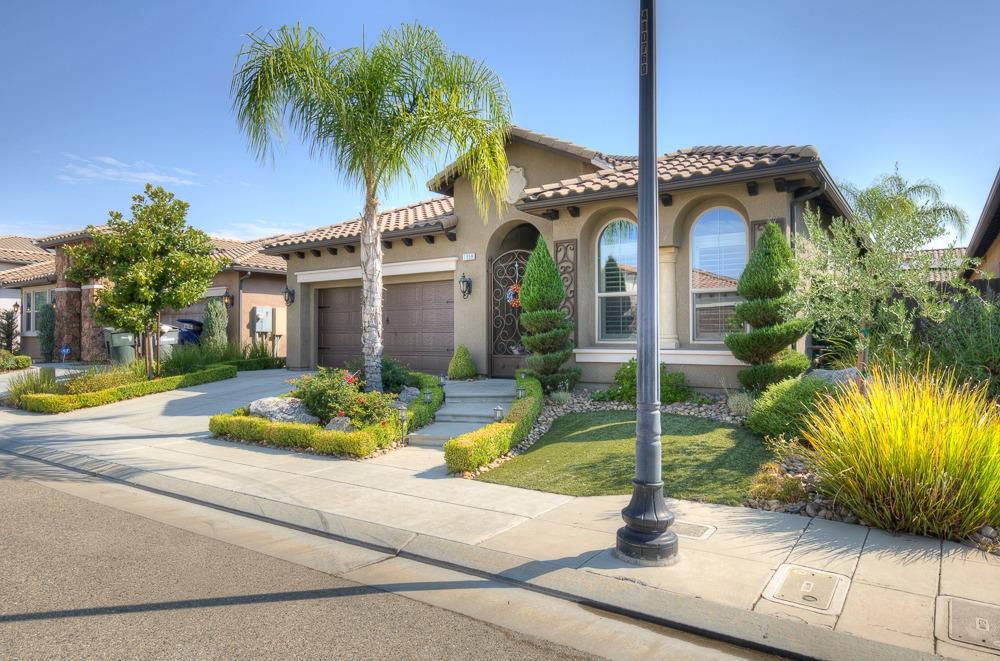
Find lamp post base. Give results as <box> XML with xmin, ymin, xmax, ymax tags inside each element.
<box><xmin>614</xmin><ymin>479</ymin><xmax>678</xmax><ymax>566</ymax></box>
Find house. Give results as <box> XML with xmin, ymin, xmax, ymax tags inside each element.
<box><xmin>0</xmin><ymin>230</ymin><xmax>288</xmax><ymax>361</ymax></box>
<box><xmin>0</xmin><ymin>236</ymin><xmax>53</xmax><ymax>322</ymax></box>
<box><xmin>967</xmin><ymin>166</ymin><xmax>1000</xmax><ymax>278</ymax></box>
<box><xmin>265</xmin><ymin>127</ymin><xmax>850</xmax><ymax>389</ymax></box>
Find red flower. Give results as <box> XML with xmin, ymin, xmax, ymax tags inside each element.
<box><xmin>337</xmin><ymin>410</ymin><xmax>345</xmax><ymax>417</ymax></box>
<box><xmin>345</xmin><ymin>374</ymin><xmax>355</xmax><ymax>384</ymax></box>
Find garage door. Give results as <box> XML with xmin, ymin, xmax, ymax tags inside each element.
<box><xmin>318</xmin><ymin>281</ymin><xmax>454</xmax><ymax>373</ymax></box>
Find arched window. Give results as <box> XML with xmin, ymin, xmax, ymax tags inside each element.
<box><xmin>597</xmin><ymin>219</ymin><xmax>638</xmax><ymax>341</ymax></box>
<box><xmin>690</xmin><ymin>207</ymin><xmax>747</xmax><ymax>342</ymax></box>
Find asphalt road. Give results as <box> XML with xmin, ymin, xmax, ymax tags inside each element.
<box><xmin>0</xmin><ymin>470</ymin><xmax>591</xmax><ymax>661</ymax></box>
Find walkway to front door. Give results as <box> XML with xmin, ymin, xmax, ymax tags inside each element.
<box><xmin>406</xmin><ymin>379</ymin><xmax>515</xmax><ymax>447</ymax></box>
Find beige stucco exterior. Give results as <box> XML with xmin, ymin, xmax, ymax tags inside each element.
<box><xmin>281</xmin><ymin>139</ymin><xmax>834</xmax><ymax>390</ymax></box>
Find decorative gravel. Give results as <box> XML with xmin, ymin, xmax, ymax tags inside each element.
<box><xmin>744</xmin><ymin>452</ymin><xmax>999</xmax><ymax>555</ymax></box>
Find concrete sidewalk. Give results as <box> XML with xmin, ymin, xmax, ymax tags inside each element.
<box><xmin>1</xmin><ymin>370</ymin><xmax>997</xmax><ymax>660</ymax></box>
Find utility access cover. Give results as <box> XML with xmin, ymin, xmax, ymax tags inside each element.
<box><xmin>949</xmin><ymin>598</ymin><xmax>1000</xmax><ymax>651</ymax></box>
<box><xmin>672</xmin><ymin>521</ymin><xmax>716</xmax><ymax>540</ymax></box>
<box><xmin>762</xmin><ymin>564</ymin><xmax>851</xmax><ymax>615</ymax></box>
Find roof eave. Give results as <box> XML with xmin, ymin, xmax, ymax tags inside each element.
<box><xmin>262</xmin><ymin>216</ymin><xmax>458</xmax><ymax>255</ymax></box>
<box><xmin>966</xmin><ymin>167</ymin><xmax>1000</xmax><ymax>260</ymax></box>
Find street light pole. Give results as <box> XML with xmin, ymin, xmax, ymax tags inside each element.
<box><xmin>615</xmin><ymin>0</ymin><xmax>678</xmax><ymax>566</ymax></box>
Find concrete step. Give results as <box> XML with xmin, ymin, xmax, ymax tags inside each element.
<box><xmin>434</xmin><ymin>402</ymin><xmax>510</xmax><ymax>424</ymax></box>
<box><xmin>407</xmin><ymin>421</ymin><xmax>483</xmax><ymax>447</ymax></box>
<box><xmin>445</xmin><ymin>394</ymin><xmax>516</xmax><ymax>404</ymax></box>
<box><xmin>444</xmin><ymin>379</ymin><xmax>516</xmax><ymax>401</ymax></box>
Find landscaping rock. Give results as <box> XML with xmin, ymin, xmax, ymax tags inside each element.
<box><xmin>324</xmin><ymin>416</ymin><xmax>355</xmax><ymax>433</ymax></box>
<box><xmin>397</xmin><ymin>386</ymin><xmax>420</xmax><ymax>404</ymax></box>
<box><xmin>248</xmin><ymin>397</ymin><xmax>319</xmax><ymax>424</ymax></box>
<box><xmin>808</xmin><ymin>367</ymin><xmax>861</xmax><ymax>385</ymax></box>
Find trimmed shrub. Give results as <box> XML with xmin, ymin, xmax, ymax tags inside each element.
<box><xmin>592</xmin><ymin>358</ymin><xmax>692</xmax><ymax>405</ymax></box>
<box><xmin>725</xmin><ymin>222</ymin><xmax>810</xmax><ymax>391</ymax></box>
<box><xmin>406</xmin><ymin>371</ymin><xmax>444</xmax><ymax>430</ymax></box>
<box><xmin>201</xmin><ymin>298</ymin><xmax>229</xmax><ymax>348</ymax></box>
<box><xmin>803</xmin><ymin>365</ymin><xmax>1000</xmax><ymax>539</ymax></box>
<box><xmin>20</xmin><ymin>364</ymin><xmax>236</xmax><ymax>413</ymax></box>
<box><xmin>746</xmin><ymin>376</ymin><xmax>838</xmax><ymax>439</ymax></box>
<box><xmin>444</xmin><ymin>375</ymin><xmax>543</xmax><ymax>473</ymax></box>
<box><xmin>209</xmin><ymin>409</ymin><xmax>397</xmax><ymax>458</ymax></box>
<box><xmin>447</xmin><ymin>345</ymin><xmax>477</xmax><ymax>380</ymax></box>
<box><xmin>519</xmin><ymin>238</ymin><xmax>580</xmax><ymax>392</ymax></box>
<box><xmin>0</xmin><ymin>350</ymin><xmax>31</xmax><ymax>371</ymax></box>
<box><xmin>37</xmin><ymin>303</ymin><xmax>55</xmax><ymax>361</ymax></box>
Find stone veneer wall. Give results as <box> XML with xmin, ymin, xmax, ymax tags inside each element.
<box><xmin>53</xmin><ymin>247</ymin><xmax>81</xmax><ymax>360</ymax></box>
<box><xmin>80</xmin><ymin>282</ymin><xmax>108</xmax><ymax>361</ymax></box>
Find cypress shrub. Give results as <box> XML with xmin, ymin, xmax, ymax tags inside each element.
<box><xmin>725</xmin><ymin>222</ymin><xmax>810</xmax><ymax>391</ymax></box>
<box><xmin>519</xmin><ymin>238</ymin><xmax>580</xmax><ymax>392</ymax></box>
<box><xmin>447</xmin><ymin>345</ymin><xmax>477</xmax><ymax>380</ymax></box>
<box><xmin>201</xmin><ymin>298</ymin><xmax>229</xmax><ymax>348</ymax></box>
<box><xmin>37</xmin><ymin>303</ymin><xmax>56</xmax><ymax>361</ymax></box>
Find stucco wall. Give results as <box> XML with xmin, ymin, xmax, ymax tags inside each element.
<box><xmin>239</xmin><ymin>272</ymin><xmax>288</xmax><ymax>356</ymax></box>
<box><xmin>981</xmin><ymin>238</ymin><xmax>1000</xmax><ymax>276</ymax></box>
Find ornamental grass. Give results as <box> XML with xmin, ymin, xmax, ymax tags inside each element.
<box><xmin>802</xmin><ymin>364</ymin><xmax>1000</xmax><ymax>540</ymax></box>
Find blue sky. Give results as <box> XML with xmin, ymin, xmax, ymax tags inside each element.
<box><xmin>1</xmin><ymin>0</ymin><xmax>997</xmax><ymax>247</ymax></box>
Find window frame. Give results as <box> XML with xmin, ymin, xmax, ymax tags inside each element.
<box><xmin>689</xmin><ymin>206</ymin><xmax>750</xmax><ymax>345</ymax></box>
<box><xmin>595</xmin><ymin>217</ymin><xmax>639</xmax><ymax>344</ymax></box>
<box><xmin>20</xmin><ymin>288</ymin><xmax>53</xmax><ymax>337</ymax></box>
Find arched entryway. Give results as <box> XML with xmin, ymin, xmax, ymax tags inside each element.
<box><xmin>488</xmin><ymin>223</ymin><xmax>540</xmax><ymax>377</ymax></box>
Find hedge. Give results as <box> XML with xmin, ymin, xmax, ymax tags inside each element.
<box><xmin>20</xmin><ymin>364</ymin><xmax>237</xmax><ymax>414</ymax></box>
<box><xmin>221</xmin><ymin>357</ymin><xmax>286</xmax><ymax>371</ymax></box>
<box><xmin>0</xmin><ymin>354</ymin><xmax>32</xmax><ymax>371</ymax></box>
<box><xmin>209</xmin><ymin>410</ymin><xmax>398</xmax><ymax>458</ymax></box>
<box><xmin>406</xmin><ymin>371</ymin><xmax>445</xmax><ymax>431</ymax></box>
<box><xmin>443</xmin><ymin>375</ymin><xmax>543</xmax><ymax>473</ymax></box>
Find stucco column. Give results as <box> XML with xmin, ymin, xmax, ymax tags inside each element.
<box><xmin>658</xmin><ymin>246</ymin><xmax>679</xmax><ymax>349</ymax></box>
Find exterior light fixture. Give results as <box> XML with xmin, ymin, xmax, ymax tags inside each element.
<box><xmin>12</xmin><ymin>302</ymin><xmax>19</xmax><ymax>315</ymax></box>
<box><xmin>283</xmin><ymin>286</ymin><xmax>296</xmax><ymax>306</ymax></box>
<box><xmin>423</xmin><ymin>390</ymin><xmax>433</xmax><ymax>404</ymax></box>
<box><xmin>458</xmin><ymin>273</ymin><xmax>472</xmax><ymax>299</ymax></box>
<box><xmin>221</xmin><ymin>290</ymin><xmax>235</xmax><ymax>309</ymax></box>
<box><xmin>438</xmin><ymin>374</ymin><xmax>446</xmax><ymax>386</ymax></box>
<box><xmin>493</xmin><ymin>405</ymin><xmax>504</xmax><ymax>421</ymax></box>
<box><xmin>516</xmin><ymin>385</ymin><xmax>526</xmax><ymax>399</ymax></box>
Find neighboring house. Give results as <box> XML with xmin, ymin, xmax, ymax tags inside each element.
<box><xmin>265</xmin><ymin>126</ymin><xmax>850</xmax><ymax>389</ymax></box>
<box><xmin>967</xmin><ymin>166</ymin><xmax>1000</xmax><ymax>278</ymax></box>
<box><xmin>0</xmin><ymin>236</ymin><xmax>53</xmax><ymax>322</ymax></box>
<box><xmin>0</xmin><ymin>231</ymin><xmax>288</xmax><ymax>361</ymax></box>
<box><xmin>908</xmin><ymin>247</ymin><xmax>967</xmax><ymax>283</ymax></box>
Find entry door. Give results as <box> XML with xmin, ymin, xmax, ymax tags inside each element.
<box><xmin>489</xmin><ymin>249</ymin><xmax>531</xmax><ymax>377</ymax></box>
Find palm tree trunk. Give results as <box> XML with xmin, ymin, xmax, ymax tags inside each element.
<box><xmin>359</xmin><ymin>183</ymin><xmax>384</xmax><ymax>391</ymax></box>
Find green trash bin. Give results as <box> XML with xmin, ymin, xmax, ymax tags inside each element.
<box><xmin>104</xmin><ymin>329</ymin><xmax>136</xmax><ymax>364</ymax></box>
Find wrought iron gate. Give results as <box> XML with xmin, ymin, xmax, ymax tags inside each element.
<box><xmin>489</xmin><ymin>249</ymin><xmax>531</xmax><ymax>377</ymax></box>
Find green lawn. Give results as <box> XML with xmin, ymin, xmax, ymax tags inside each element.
<box><xmin>478</xmin><ymin>411</ymin><xmax>770</xmax><ymax>505</ymax></box>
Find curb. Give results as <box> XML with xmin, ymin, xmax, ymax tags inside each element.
<box><xmin>0</xmin><ymin>441</ymin><xmax>938</xmax><ymax>661</ymax></box>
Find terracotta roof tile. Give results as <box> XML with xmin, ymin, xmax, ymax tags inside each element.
<box><xmin>210</xmin><ymin>236</ymin><xmax>287</xmax><ymax>273</ymax></box>
<box><xmin>692</xmin><ymin>268</ymin><xmax>739</xmax><ymax>290</ymax></box>
<box><xmin>0</xmin><ymin>258</ymin><xmax>56</xmax><ymax>287</ymax></box>
<box><xmin>908</xmin><ymin>247</ymin><xmax>967</xmax><ymax>283</ymax></box>
<box><xmin>0</xmin><ymin>236</ymin><xmax>52</xmax><ymax>265</ymax></box>
<box><xmin>520</xmin><ymin>145</ymin><xmax>820</xmax><ymax>204</ymax></box>
<box><xmin>265</xmin><ymin>197</ymin><xmax>456</xmax><ymax>252</ymax></box>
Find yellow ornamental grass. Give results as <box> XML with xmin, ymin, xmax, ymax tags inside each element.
<box><xmin>802</xmin><ymin>365</ymin><xmax>1000</xmax><ymax>540</ymax></box>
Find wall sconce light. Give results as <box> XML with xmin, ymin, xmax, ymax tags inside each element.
<box><xmin>221</xmin><ymin>290</ymin><xmax>235</xmax><ymax>309</ymax></box>
<box><xmin>12</xmin><ymin>302</ymin><xmax>19</xmax><ymax>315</ymax></box>
<box><xmin>458</xmin><ymin>273</ymin><xmax>472</xmax><ymax>299</ymax></box>
<box><xmin>283</xmin><ymin>286</ymin><xmax>295</xmax><ymax>306</ymax></box>
<box><xmin>493</xmin><ymin>405</ymin><xmax>504</xmax><ymax>421</ymax></box>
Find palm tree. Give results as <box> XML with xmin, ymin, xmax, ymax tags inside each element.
<box><xmin>231</xmin><ymin>23</ymin><xmax>511</xmax><ymax>390</ymax></box>
<box><xmin>843</xmin><ymin>167</ymin><xmax>969</xmax><ymax>237</ymax></box>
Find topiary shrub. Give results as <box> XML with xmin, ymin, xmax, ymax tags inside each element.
<box><xmin>519</xmin><ymin>237</ymin><xmax>580</xmax><ymax>392</ymax></box>
<box><xmin>37</xmin><ymin>303</ymin><xmax>55</xmax><ymax>362</ymax></box>
<box><xmin>447</xmin><ymin>345</ymin><xmax>477</xmax><ymax>380</ymax></box>
<box><xmin>804</xmin><ymin>365</ymin><xmax>1000</xmax><ymax>539</ymax></box>
<box><xmin>725</xmin><ymin>222</ymin><xmax>810</xmax><ymax>391</ymax></box>
<box><xmin>593</xmin><ymin>358</ymin><xmax>691</xmax><ymax>405</ymax></box>
<box><xmin>746</xmin><ymin>376</ymin><xmax>838</xmax><ymax>439</ymax></box>
<box><xmin>201</xmin><ymin>297</ymin><xmax>229</xmax><ymax>348</ymax></box>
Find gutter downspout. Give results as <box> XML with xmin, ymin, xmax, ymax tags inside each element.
<box><xmin>789</xmin><ymin>181</ymin><xmax>827</xmax><ymax>245</ymax></box>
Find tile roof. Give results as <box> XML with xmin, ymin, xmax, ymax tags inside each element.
<box><xmin>264</xmin><ymin>197</ymin><xmax>456</xmax><ymax>252</ymax></box>
<box><xmin>0</xmin><ymin>236</ymin><xmax>51</xmax><ymax>265</ymax></box>
<box><xmin>519</xmin><ymin>145</ymin><xmax>821</xmax><ymax>204</ymax></box>
<box><xmin>35</xmin><ymin>227</ymin><xmax>106</xmax><ymax>248</ymax></box>
<box><xmin>692</xmin><ymin>268</ymin><xmax>739</xmax><ymax>290</ymax></box>
<box><xmin>211</xmin><ymin>236</ymin><xmax>287</xmax><ymax>273</ymax></box>
<box><xmin>427</xmin><ymin>125</ymin><xmax>615</xmax><ymax>194</ymax></box>
<box><xmin>0</xmin><ymin>259</ymin><xmax>56</xmax><ymax>287</ymax></box>
<box><xmin>908</xmin><ymin>247</ymin><xmax>967</xmax><ymax>283</ymax></box>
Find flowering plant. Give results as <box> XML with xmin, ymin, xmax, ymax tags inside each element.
<box><xmin>290</xmin><ymin>367</ymin><xmax>395</xmax><ymax>425</ymax></box>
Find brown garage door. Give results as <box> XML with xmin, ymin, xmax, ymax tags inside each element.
<box><xmin>318</xmin><ymin>281</ymin><xmax>454</xmax><ymax>373</ymax></box>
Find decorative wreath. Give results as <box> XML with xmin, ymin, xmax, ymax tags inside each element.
<box><xmin>506</xmin><ymin>283</ymin><xmax>522</xmax><ymax>308</ymax></box>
